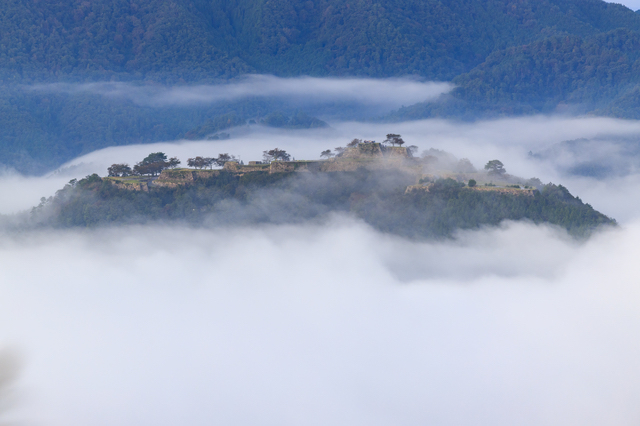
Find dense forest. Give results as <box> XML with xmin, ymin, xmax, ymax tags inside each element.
<box><xmin>1</xmin><ymin>0</ymin><xmax>639</xmax><ymax>81</ymax></box>
<box><xmin>4</xmin><ymin>0</ymin><xmax>640</xmax><ymax>173</ymax></box>
<box><xmin>388</xmin><ymin>28</ymin><xmax>640</xmax><ymax>120</ymax></box>
<box><xmin>22</xmin><ymin>169</ymin><xmax>615</xmax><ymax>239</ymax></box>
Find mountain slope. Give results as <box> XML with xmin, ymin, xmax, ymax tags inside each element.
<box><xmin>0</xmin><ymin>0</ymin><xmax>249</xmax><ymax>81</ymax></box>
<box><xmin>5</xmin><ymin>0</ymin><xmax>640</xmax><ymax>173</ymax></box>
<box><xmin>388</xmin><ymin>28</ymin><xmax>640</xmax><ymax>119</ymax></box>
<box><xmin>3</xmin><ymin>0</ymin><xmax>640</xmax><ymax>81</ymax></box>
<box><xmin>25</xmin><ymin>170</ymin><xmax>615</xmax><ymax>239</ymax></box>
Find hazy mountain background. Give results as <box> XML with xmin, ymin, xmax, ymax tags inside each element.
<box><xmin>4</xmin><ymin>0</ymin><xmax>640</xmax><ymax>173</ymax></box>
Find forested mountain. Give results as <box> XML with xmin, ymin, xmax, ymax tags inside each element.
<box><xmin>2</xmin><ymin>0</ymin><xmax>640</xmax><ymax>81</ymax></box>
<box><xmin>388</xmin><ymin>27</ymin><xmax>640</xmax><ymax>119</ymax></box>
<box><xmin>23</xmin><ymin>170</ymin><xmax>615</xmax><ymax>239</ymax></box>
<box><xmin>4</xmin><ymin>0</ymin><xmax>640</xmax><ymax>173</ymax></box>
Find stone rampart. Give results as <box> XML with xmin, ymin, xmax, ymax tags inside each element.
<box><xmin>154</xmin><ymin>169</ymin><xmax>219</xmax><ymax>188</ymax></box>
<box><xmin>107</xmin><ymin>178</ymin><xmax>150</xmax><ymax>192</ymax></box>
<box><xmin>269</xmin><ymin>161</ymin><xmax>321</xmax><ymax>173</ymax></box>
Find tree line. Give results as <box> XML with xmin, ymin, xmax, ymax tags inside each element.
<box><xmin>107</xmin><ymin>149</ymin><xmax>295</xmax><ymax>177</ymax></box>
<box><xmin>320</xmin><ymin>134</ymin><xmax>418</xmax><ymax>158</ymax></box>
<box><xmin>108</xmin><ymin>136</ymin><xmax>413</xmax><ymax>178</ymax></box>
<box><xmin>107</xmin><ymin>152</ymin><xmax>237</xmax><ymax>177</ymax></box>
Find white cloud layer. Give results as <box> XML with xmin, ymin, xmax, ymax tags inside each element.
<box><xmin>2</xmin><ymin>113</ymin><xmax>640</xmax><ymax>424</ymax></box>
<box><xmin>27</xmin><ymin>75</ymin><xmax>452</xmax><ymax>108</ymax></box>
<box><xmin>29</xmin><ymin>115</ymin><xmax>640</xmax><ymax>222</ymax></box>
<box><xmin>0</xmin><ymin>219</ymin><xmax>640</xmax><ymax>425</ymax></box>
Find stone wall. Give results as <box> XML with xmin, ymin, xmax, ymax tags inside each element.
<box><xmin>224</xmin><ymin>162</ymin><xmax>270</xmax><ymax>174</ymax></box>
<box><xmin>154</xmin><ymin>169</ymin><xmax>219</xmax><ymax>188</ymax></box>
<box><xmin>269</xmin><ymin>161</ymin><xmax>322</xmax><ymax>173</ymax></box>
<box><xmin>107</xmin><ymin>178</ymin><xmax>149</xmax><ymax>192</ymax></box>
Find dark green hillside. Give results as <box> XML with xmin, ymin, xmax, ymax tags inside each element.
<box><xmin>0</xmin><ymin>0</ymin><xmax>249</xmax><ymax>81</ymax></box>
<box><xmin>28</xmin><ymin>170</ymin><xmax>614</xmax><ymax>238</ymax></box>
<box><xmin>0</xmin><ymin>89</ymin><xmax>292</xmax><ymax>173</ymax></box>
<box><xmin>2</xmin><ymin>0</ymin><xmax>640</xmax><ymax>81</ymax></box>
<box><xmin>5</xmin><ymin>0</ymin><xmax>640</xmax><ymax>173</ymax></box>
<box><xmin>389</xmin><ymin>28</ymin><xmax>640</xmax><ymax>119</ymax></box>
<box><xmin>221</xmin><ymin>0</ymin><xmax>640</xmax><ymax>79</ymax></box>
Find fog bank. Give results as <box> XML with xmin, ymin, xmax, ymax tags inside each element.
<box><xmin>27</xmin><ymin>76</ymin><xmax>452</xmax><ymax>109</ymax></box>
<box><xmin>39</xmin><ymin>115</ymin><xmax>640</xmax><ymax>222</ymax></box>
<box><xmin>0</xmin><ymin>219</ymin><xmax>639</xmax><ymax>425</ymax></box>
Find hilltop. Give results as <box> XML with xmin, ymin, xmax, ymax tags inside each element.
<box><xmin>23</xmin><ymin>141</ymin><xmax>615</xmax><ymax>238</ymax></box>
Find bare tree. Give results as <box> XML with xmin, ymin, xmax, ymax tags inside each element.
<box><xmin>203</xmin><ymin>157</ymin><xmax>216</xmax><ymax>169</ymax></box>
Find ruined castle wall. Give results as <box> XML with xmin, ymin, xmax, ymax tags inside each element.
<box><xmin>154</xmin><ymin>169</ymin><xmax>219</xmax><ymax>188</ymax></box>
<box><xmin>108</xmin><ymin>179</ymin><xmax>150</xmax><ymax>192</ymax></box>
<box><xmin>269</xmin><ymin>161</ymin><xmax>321</xmax><ymax>173</ymax></box>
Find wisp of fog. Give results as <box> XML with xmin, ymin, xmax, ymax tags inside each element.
<box><xmin>40</xmin><ymin>114</ymin><xmax>640</xmax><ymax>222</ymax></box>
<box><xmin>27</xmin><ymin>75</ymin><xmax>453</xmax><ymax>109</ymax></box>
<box><xmin>3</xmin><ymin>89</ymin><xmax>640</xmax><ymax>424</ymax></box>
<box><xmin>0</xmin><ymin>218</ymin><xmax>640</xmax><ymax>426</ymax></box>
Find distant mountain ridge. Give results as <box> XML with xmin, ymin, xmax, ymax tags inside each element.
<box><xmin>5</xmin><ymin>0</ymin><xmax>640</xmax><ymax>173</ymax></box>
<box><xmin>387</xmin><ymin>27</ymin><xmax>640</xmax><ymax>119</ymax></box>
<box><xmin>3</xmin><ymin>0</ymin><xmax>640</xmax><ymax>81</ymax></box>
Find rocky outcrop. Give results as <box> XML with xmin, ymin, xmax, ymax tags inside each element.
<box><xmin>154</xmin><ymin>169</ymin><xmax>219</xmax><ymax>188</ymax></box>
<box><xmin>223</xmin><ymin>162</ymin><xmax>270</xmax><ymax>174</ymax></box>
<box><xmin>270</xmin><ymin>161</ymin><xmax>322</xmax><ymax>173</ymax></box>
<box><xmin>107</xmin><ymin>178</ymin><xmax>150</xmax><ymax>192</ymax></box>
<box><xmin>112</xmin><ymin>144</ymin><xmax>420</xmax><ymax>191</ymax></box>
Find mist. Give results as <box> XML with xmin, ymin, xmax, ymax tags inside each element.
<box><xmin>5</xmin><ymin>114</ymin><xmax>640</xmax><ymax>219</ymax></box>
<box><xmin>32</xmin><ymin>115</ymin><xmax>640</xmax><ymax>222</ymax></box>
<box><xmin>3</xmin><ymin>111</ymin><xmax>640</xmax><ymax>424</ymax></box>
<box><xmin>27</xmin><ymin>76</ymin><xmax>452</xmax><ymax>109</ymax></box>
<box><xmin>1</xmin><ymin>219</ymin><xmax>640</xmax><ymax>425</ymax></box>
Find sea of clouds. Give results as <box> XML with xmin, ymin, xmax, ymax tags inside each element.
<box><xmin>1</xmin><ymin>219</ymin><xmax>640</xmax><ymax>425</ymax></box>
<box><xmin>3</xmin><ymin>78</ymin><xmax>640</xmax><ymax>425</ymax></box>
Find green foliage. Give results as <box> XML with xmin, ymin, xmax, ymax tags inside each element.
<box><xmin>0</xmin><ymin>0</ymin><xmax>249</xmax><ymax>82</ymax></box>
<box><xmin>4</xmin><ymin>0</ymin><xmax>640</xmax><ymax>172</ymax></box>
<box><xmin>0</xmin><ymin>91</ymin><xmax>293</xmax><ymax>174</ymax></box>
<box><xmin>485</xmin><ymin>160</ymin><xmax>506</xmax><ymax>175</ymax></box>
<box><xmin>389</xmin><ymin>28</ymin><xmax>640</xmax><ymax>120</ymax></box>
<box><xmin>454</xmin><ymin>29</ymin><xmax>640</xmax><ymax>107</ymax></box>
<box><xmin>31</xmin><ymin>172</ymin><xmax>615</xmax><ymax>239</ymax></box>
<box><xmin>183</xmin><ymin>113</ymin><xmax>246</xmax><ymax>140</ymax></box>
<box><xmin>2</xmin><ymin>0</ymin><xmax>640</xmax><ymax>82</ymax></box>
<box><xmin>261</xmin><ymin>111</ymin><xmax>327</xmax><ymax>129</ymax></box>
<box><xmin>108</xmin><ymin>163</ymin><xmax>132</xmax><ymax>177</ymax></box>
